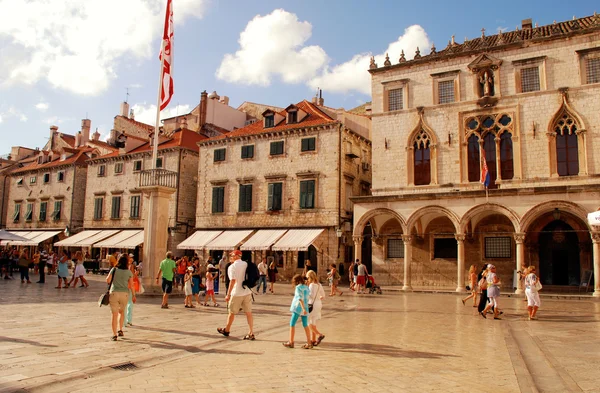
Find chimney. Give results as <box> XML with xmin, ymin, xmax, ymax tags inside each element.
<box><xmin>220</xmin><ymin>96</ymin><xmax>229</xmax><ymax>106</ymax></box>
<box><xmin>120</xmin><ymin>101</ymin><xmax>130</xmax><ymax>117</ymax></box>
<box><xmin>92</xmin><ymin>128</ymin><xmax>101</xmax><ymax>141</ymax></box>
<box><xmin>75</xmin><ymin>132</ymin><xmax>82</xmax><ymax>147</ymax></box>
<box><xmin>521</xmin><ymin>18</ymin><xmax>533</xmax><ymax>29</ymax></box>
<box><xmin>198</xmin><ymin>90</ymin><xmax>208</xmax><ymax>130</ymax></box>
<box><xmin>49</xmin><ymin>125</ymin><xmax>58</xmax><ymax>150</ymax></box>
<box><xmin>129</xmin><ymin>108</ymin><xmax>135</xmax><ymax>120</ymax></box>
<box><xmin>317</xmin><ymin>89</ymin><xmax>324</xmax><ymax>106</ymax></box>
<box><xmin>179</xmin><ymin>116</ymin><xmax>188</xmax><ymax>129</ymax></box>
<box><xmin>81</xmin><ymin>119</ymin><xmax>91</xmax><ymax>145</ymax></box>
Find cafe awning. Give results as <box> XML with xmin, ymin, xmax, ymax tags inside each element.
<box><xmin>177</xmin><ymin>230</ymin><xmax>223</xmax><ymax>250</ymax></box>
<box><xmin>0</xmin><ymin>231</ymin><xmax>33</xmax><ymax>246</ymax></box>
<box><xmin>239</xmin><ymin>229</ymin><xmax>288</xmax><ymax>251</ymax></box>
<box><xmin>74</xmin><ymin>230</ymin><xmax>120</xmax><ymax>248</ymax></box>
<box><xmin>94</xmin><ymin>230</ymin><xmax>142</xmax><ymax>249</ymax></box>
<box><xmin>115</xmin><ymin>230</ymin><xmax>144</xmax><ymax>249</ymax></box>
<box><xmin>54</xmin><ymin>230</ymin><xmax>101</xmax><ymax>247</ymax></box>
<box><xmin>205</xmin><ymin>230</ymin><xmax>254</xmax><ymax>251</ymax></box>
<box><xmin>271</xmin><ymin>229</ymin><xmax>325</xmax><ymax>251</ymax></box>
<box><xmin>0</xmin><ymin>230</ymin><xmax>61</xmax><ymax>246</ymax></box>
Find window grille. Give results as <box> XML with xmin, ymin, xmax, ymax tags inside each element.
<box><xmin>387</xmin><ymin>239</ymin><xmax>404</xmax><ymax>258</ymax></box>
<box><xmin>484</xmin><ymin>237</ymin><xmax>512</xmax><ymax>258</ymax></box>
<box><xmin>438</xmin><ymin>80</ymin><xmax>455</xmax><ymax>104</ymax></box>
<box><xmin>520</xmin><ymin>67</ymin><xmax>540</xmax><ymax>92</ymax></box>
<box><xmin>586</xmin><ymin>57</ymin><xmax>600</xmax><ymax>84</ymax></box>
<box><xmin>388</xmin><ymin>88</ymin><xmax>403</xmax><ymax>111</ymax></box>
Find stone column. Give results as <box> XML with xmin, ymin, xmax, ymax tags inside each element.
<box><xmin>141</xmin><ymin>186</ymin><xmax>176</xmax><ymax>291</ymax></box>
<box><xmin>401</xmin><ymin>235</ymin><xmax>413</xmax><ymax>291</ymax></box>
<box><xmin>353</xmin><ymin>235</ymin><xmax>363</xmax><ymax>264</ymax></box>
<box><xmin>514</xmin><ymin>233</ymin><xmax>526</xmax><ymax>294</ymax></box>
<box><xmin>455</xmin><ymin>234</ymin><xmax>466</xmax><ymax>293</ymax></box>
<box><xmin>591</xmin><ymin>232</ymin><xmax>600</xmax><ymax>297</ymax></box>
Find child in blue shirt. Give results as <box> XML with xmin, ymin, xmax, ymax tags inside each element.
<box><xmin>283</xmin><ymin>274</ymin><xmax>312</xmax><ymax>349</ymax></box>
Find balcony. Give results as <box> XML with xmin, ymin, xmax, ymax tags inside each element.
<box><xmin>139</xmin><ymin>169</ymin><xmax>178</xmax><ymax>189</ymax></box>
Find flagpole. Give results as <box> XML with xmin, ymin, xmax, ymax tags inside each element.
<box><xmin>152</xmin><ymin>39</ymin><xmax>166</xmax><ymax>171</ymax></box>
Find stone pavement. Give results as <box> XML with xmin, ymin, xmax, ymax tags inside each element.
<box><xmin>0</xmin><ymin>273</ymin><xmax>599</xmax><ymax>393</ymax></box>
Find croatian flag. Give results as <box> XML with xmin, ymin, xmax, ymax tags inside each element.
<box><xmin>159</xmin><ymin>0</ymin><xmax>174</xmax><ymax>111</ymax></box>
<box><xmin>480</xmin><ymin>148</ymin><xmax>490</xmax><ymax>188</ymax></box>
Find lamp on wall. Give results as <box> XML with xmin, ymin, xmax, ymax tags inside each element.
<box><xmin>336</xmin><ymin>228</ymin><xmax>343</xmax><ymax>238</ymax></box>
<box><xmin>552</xmin><ymin>208</ymin><xmax>561</xmax><ymax>221</ymax></box>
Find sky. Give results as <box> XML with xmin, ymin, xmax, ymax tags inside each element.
<box><xmin>0</xmin><ymin>0</ymin><xmax>597</xmax><ymax>152</ymax></box>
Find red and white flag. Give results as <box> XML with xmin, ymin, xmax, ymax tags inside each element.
<box><xmin>159</xmin><ymin>0</ymin><xmax>174</xmax><ymax>111</ymax></box>
<box><xmin>480</xmin><ymin>147</ymin><xmax>490</xmax><ymax>187</ymax></box>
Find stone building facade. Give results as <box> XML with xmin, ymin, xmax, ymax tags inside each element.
<box><xmin>352</xmin><ymin>15</ymin><xmax>600</xmax><ymax>296</ymax></box>
<box><xmin>194</xmin><ymin>99</ymin><xmax>371</xmax><ymax>279</ymax></box>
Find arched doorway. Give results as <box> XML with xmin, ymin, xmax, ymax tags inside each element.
<box><xmin>298</xmin><ymin>245</ymin><xmax>318</xmax><ymax>273</ymax></box>
<box><xmin>362</xmin><ymin>223</ymin><xmax>372</xmax><ymax>273</ymax></box>
<box><xmin>538</xmin><ymin>220</ymin><xmax>580</xmax><ymax>285</ymax></box>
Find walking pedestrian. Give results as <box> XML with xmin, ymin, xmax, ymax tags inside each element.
<box><xmin>267</xmin><ymin>258</ymin><xmax>278</xmax><ymax>294</ymax></box>
<box><xmin>125</xmin><ymin>255</ymin><xmax>138</xmax><ymax>326</ymax></box>
<box><xmin>69</xmin><ymin>251</ymin><xmax>89</xmax><ymax>288</ymax></box>
<box><xmin>184</xmin><ymin>266</ymin><xmax>195</xmax><ymax>308</ymax></box>
<box><xmin>462</xmin><ymin>265</ymin><xmax>478</xmax><ymax>306</ymax></box>
<box><xmin>525</xmin><ymin>266</ymin><xmax>541</xmax><ymax>320</ymax></box>
<box><xmin>191</xmin><ymin>257</ymin><xmax>202</xmax><ymax>306</ymax></box>
<box><xmin>482</xmin><ymin>265</ymin><xmax>502</xmax><ymax>319</ymax></box>
<box><xmin>327</xmin><ymin>263</ymin><xmax>343</xmax><ymax>296</ymax></box>
<box><xmin>348</xmin><ymin>260</ymin><xmax>356</xmax><ymax>291</ymax></box>
<box><xmin>302</xmin><ymin>260</ymin><xmax>313</xmax><ymax>278</ymax></box>
<box><xmin>155</xmin><ymin>251</ymin><xmax>177</xmax><ymax>309</ymax></box>
<box><xmin>306</xmin><ymin>270</ymin><xmax>325</xmax><ymax>346</ymax></box>
<box><xmin>106</xmin><ymin>255</ymin><xmax>135</xmax><ymax>341</ymax></box>
<box><xmin>477</xmin><ymin>265</ymin><xmax>489</xmax><ymax>314</ymax></box>
<box><xmin>56</xmin><ymin>250</ymin><xmax>70</xmax><ymax>288</ymax></box>
<box><xmin>282</xmin><ymin>274</ymin><xmax>312</xmax><ymax>349</ymax></box>
<box><xmin>217</xmin><ymin>250</ymin><xmax>254</xmax><ymax>340</ymax></box>
<box><xmin>18</xmin><ymin>250</ymin><xmax>31</xmax><ymax>284</ymax></box>
<box><xmin>356</xmin><ymin>260</ymin><xmax>368</xmax><ymax>294</ymax></box>
<box><xmin>203</xmin><ymin>267</ymin><xmax>219</xmax><ymax>307</ymax></box>
<box><xmin>175</xmin><ymin>258</ymin><xmax>186</xmax><ymax>291</ymax></box>
<box><xmin>36</xmin><ymin>247</ymin><xmax>47</xmax><ymax>283</ymax></box>
<box><xmin>257</xmin><ymin>257</ymin><xmax>268</xmax><ymax>294</ymax></box>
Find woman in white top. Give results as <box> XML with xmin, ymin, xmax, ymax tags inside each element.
<box><xmin>481</xmin><ymin>265</ymin><xmax>501</xmax><ymax>319</ymax></box>
<box><xmin>524</xmin><ymin>266</ymin><xmax>541</xmax><ymax>320</ymax></box>
<box><xmin>69</xmin><ymin>251</ymin><xmax>89</xmax><ymax>288</ymax></box>
<box><xmin>306</xmin><ymin>270</ymin><xmax>326</xmax><ymax>346</ymax></box>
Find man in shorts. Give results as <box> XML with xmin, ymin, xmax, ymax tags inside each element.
<box><xmin>155</xmin><ymin>251</ymin><xmax>177</xmax><ymax>309</ymax></box>
<box><xmin>217</xmin><ymin>250</ymin><xmax>254</xmax><ymax>340</ymax></box>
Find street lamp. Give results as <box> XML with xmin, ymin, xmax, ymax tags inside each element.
<box><xmin>552</xmin><ymin>208</ymin><xmax>561</xmax><ymax>221</ymax></box>
<box><xmin>336</xmin><ymin>228</ymin><xmax>343</xmax><ymax>238</ymax></box>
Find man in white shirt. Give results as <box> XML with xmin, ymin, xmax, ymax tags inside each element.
<box><xmin>257</xmin><ymin>258</ymin><xmax>268</xmax><ymax>294</ymax></box>
<box><xmin>217</xmin><ymin>250</ymin><xmax>254</xmax><ymax>340</ymax></box>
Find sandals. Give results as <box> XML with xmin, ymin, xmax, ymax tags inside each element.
<box><xmin>461</xmin><ymin>299</ymin><xmax>466</xmax><ymax>306</ymax></box>
<box><xmin>282</xmin><ymin>341</ymin><xmax>294</xmax><ymax>348</ymax></box>
<box><xmin>315</xmin><ymin>334</ymin><xmax>325</xmax><ymax>346</ymax></box>
<box><xmin>302</xmin><ymin>343</ymin><xmax>313</xmax><ymax>349</ymax></box>
<box><xmin>111</xmin><ymin>336</ymin><xmax>117</xmax><ymax>341</ymax></box>
<box><xmin>217</xmin><ymin>327</ymin><xmax>230</xmax><ymax>337</ymax></box>
<box><xmin>243</xmin><ymin>333</ymin><xmax>255</xmax><ymax>340</ymax></box>
<box><xmin>479</xmin><ymin>312</ymin><xmax>487</xmax><ymax>319</ymax></box>
<box><xmin>117</xmin><ymin>330</ymin><xmax>124</xmax><ymax>337</ymax></box>
<box><xmin>213</xmin><ymin>303</ymin><xmax>219</xmax><ymax>307</ymax></box>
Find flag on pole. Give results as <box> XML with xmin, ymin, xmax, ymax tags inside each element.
<box><xmin>159</xmin><ymin>0</ymin><xmax>174</xmax><ymax>111</ymax></box>
<box><xmin>480</xmin><ymin>147</ymin><xmax>490</xmax><ymax>188</ymax></box>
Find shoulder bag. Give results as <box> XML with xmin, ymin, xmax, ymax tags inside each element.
<box><xmin>98</xmin><ymin>268</ymin><xmax>116</xmax><ymax>307</ymax></box>
<box><xmin>534</xmin><ymin>280</ymin><xmax>542</xmax><ymax>291</ymax></box>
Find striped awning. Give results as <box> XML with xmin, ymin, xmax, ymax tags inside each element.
<box><xmin>271</xmin><ymin>229</ymin><xmax>325</xmax><ymax>251</ymax></box>
<box><xmin>116</xmin><ymin>231</ymin><xmax>144</xmax><ymax>249</ymax></box>
<box><xmin>239</xmin><ymin>229</ymin><xmax>288</xmax><ymax>251</ymax></box>
<box><xmin>74</xmin><ymin>230</ymin><xmax>120</xmax><ymax>247</ymax></box>
<box><xmin>54</xmin><ymin>230</ymin><xmax>101</xmax><ymax>247</ymax></box>
<box><xmin>205</xmin><ymin>230</ymin><xmax>254</xmax><ymax>251</ymax></box>
<box><xmin>0</xmin><ymin>231</ymin><xmax>60</xmax><ymax>246</ymax></box>
<box><xmin>94</xmin><ymin>230</ymin><xmax>142</xmax><ymax>249</ymax></box>
<box><xmin>177</xmin><ymin>231</ymin><xmax>223</xmax><ymax>250</ymax></box>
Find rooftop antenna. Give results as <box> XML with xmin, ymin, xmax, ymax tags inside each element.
<box><xmin>125</xmin><ymin>87</ymin><xmax>130</xmax><ymax>103</ymax></box>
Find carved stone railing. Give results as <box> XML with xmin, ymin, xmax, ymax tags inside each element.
<box><xmin>139</xmin><ymin>169</ymin><xmax>178</xmax><ymax>189</ymax></box>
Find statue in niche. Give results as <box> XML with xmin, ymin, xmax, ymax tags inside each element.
<box><xmin>478</xmin><ymin>69</ymin><xmax>495</xmax><ymax>97</ymax></box>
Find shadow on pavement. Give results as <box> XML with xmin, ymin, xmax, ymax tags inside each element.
<box><xmin>314</xmin><ymin>342</ymin><xmax>456</xmax><ymax>359</ymax></box>
<box><xmin>132</xmin><ymin>325</ymin><xmax>217</xmax><ymax>339</ymax></box>
<box><xmin>124</xmin><ymin>338</ymin><xmax>262</xmax><ymax>355</ymax></box>
<box><xmin>0</xmin><ymin>335</ymin><xmax>58</xmax><ymax>348</ymax></box>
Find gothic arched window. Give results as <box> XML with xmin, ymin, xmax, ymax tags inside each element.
<box><xmin>414</xmin><ymin>136</ymin><xmax>431</xmax><ymax>186</ymax></box>
<box><xmin>467</xmin><ymin>134</ymin><xmax>480</xmax><ymax>182</ymax></box>
<box><xmin>555</xmin><ymin>113</ymin><xmax>579</xmax><ymax>176</ymax></box>
<box><xmin>500</xmin><ymin>132</ymin><xmax>514</xmax><ymax>180</ymax></box>
<box><xmin>483</xmin><ymin>133</ymin><xmax>497</xmax><ymax>188</ymax></box>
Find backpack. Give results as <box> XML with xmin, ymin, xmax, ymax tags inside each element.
<box><xmin>242</xmin><ymin>261</ymin><xmax>260</xmax><ymax>289</ymax></box>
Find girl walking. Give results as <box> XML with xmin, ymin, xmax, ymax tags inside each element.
<box><xmin>482</xmin><ymin>265</ymin><xmax>502</xmax><ymax>319</ymax></box>
<box><xmin>525</xmin><ymin>266</ymin><xmax>541</xmax><ymax>320</ymax></box>
<box><xmin>184</xmin><ymin>267</ymin><xmax>194</xmax><ymax>308</ymax></box>
<box><xmin>125</xmin><ymin>255</ymin><xmax>139</xmax><ymax>326</ymax></box>
<box><xmin>462</xmin><ymin>265</ymin><xmax>478</xmax><ymax>306</ymax></box>
<box><xmin>203</xmin><ymin>267</ymin><xmax>219</xmax><ymax>307</ymax></box>
<box><xmin>69</xmin><ymin>251</ymin><xmax>89</xmax><ymax>288</ymax></box>
<box><xmin>307</xmin><ymin>270</ymin><xmax>326</xmax><ymax>346</ymax></box>
<box><xmin>326</xmin><ymin>263</ymin><xmax>343</xmax><ymax>296</ymax></box>
<box><xmin>282</xmin><ymin>274</ymin><xmax>312</xmax><ymax>349</ymax></box>
<box><xmin>267</xmin><ymin>259</ymin><xmax>278</xmax><ymax>294</ymax></box>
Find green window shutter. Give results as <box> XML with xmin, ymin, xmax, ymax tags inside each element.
<box><xmin>267</xmin><ymin>183</ymin><xmax>274</xmax><ymax>210</ymax></box>
<box><xmin>299</xmin><ymin>181</ymin><xmax>307</xmax><ymax>208</ymax></box>
<box><xmin>245</xmin><ymin>185</ymin><xmax>253</xmax><ymax>211</ymax></box>
<box><xmin>239</xmin><ymin>185</ymin><xmax>245</xmax><ymax>211</ymax></box>
<box><xmin>307</xmin><ymin>180</ymin><xmax>315</xmax><ymax>208</ymax></box>
<box><xmin>273</xmin><ymin>182</ymin><xmax>282</xmax><ymax>210</ymax></box>
<box><xmin>212</xmin><ymin>188</ymin><xmax>219</xmax><ymax>213</ymax></box>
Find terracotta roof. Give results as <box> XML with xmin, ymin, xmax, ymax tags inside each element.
<box><xmin>88</xmin><ymin>139</ymin><xmax>117</xmax><ymax>150</ymax></box>
<box><xmin>117</xmin><ymin>116</ymin><xmax>155</xmax><ymax>133</ymax></box>
<box><xmin>92</xmin><ymin>129</ymin><xmax>206</xmax><ymax>160</ymax></box>
<box><xmin>59</xmin><ymin>133</ymin><xmax>76</xmax><ymax>147</ymax></box>
<box><xmin>11</xmin><ymin>147</ymin><xmax>94</xmax><ymax>174</ymax></box>
<box><xmin>201</xmin><ymin>123</ymin><xmax>230</xmax><ymax>135</ymax></box>
<box><xmin>370</xmin><ymin>14</ymin><xmax>600</xmax><ymax>72</ymax></box>
<box><xmin>210</xmin><ymin>100</ymin><xmax>337</xmax><ymax>141</ymax></box>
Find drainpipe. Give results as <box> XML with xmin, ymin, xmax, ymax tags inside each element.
<box><xmin>337</xmin><ymin>123</ymin><xmax>343</xmax><ymax>259</ymax></box>
<box><xmin>69</xmin><ymin>165</ymin><xmax>76</xmax><ymax>232</ymax></box>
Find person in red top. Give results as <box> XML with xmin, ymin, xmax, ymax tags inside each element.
<box><xmin>175</xmin><ymin>259</ymin><xmax>186</xmax><ymax>290</ymax></box>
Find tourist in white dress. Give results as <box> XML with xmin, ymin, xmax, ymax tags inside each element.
<box><xmin>306</xmin><ymin>270</ymin><xmax>326</xmax><ymax>346</ymax></box>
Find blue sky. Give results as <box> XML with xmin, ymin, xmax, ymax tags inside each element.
<box><xmin>0</xmin><ymin>0</ymin><xmax>597</xmax><ymax>152</ymax></box>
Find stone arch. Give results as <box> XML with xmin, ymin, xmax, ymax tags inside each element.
<box><xmin>520</xmin><ymin>200</ymin><xmax>591</xmax><ymax>233</ymax></box>
<box><xmin>459</xmin><ymin>203</ymin><xmax>520</xmax><ymax>233</ymax></box>
<box><xmin>406</xmin><ymin>205</ymin><xmax>460</xmax><ymax>234</ymax></box>
<box><xmin>546</xmin><ymin>89</ymin><xmax>589</xmax><ymax>177</ymax></box>
<box><xmin>353</xmin><ymin>208</ymin><xmax>407</xmax><ymax>237</ymax></box>
<box><xmin>406</xmin><ymin>109</ymin><xmax>439</xmax><ymax>186</ymax></box>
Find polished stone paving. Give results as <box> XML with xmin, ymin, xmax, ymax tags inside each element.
<box><xmin>0</xmin><ymin>273</ymin><xmax>599</xmax><ymax>393</ymax></box>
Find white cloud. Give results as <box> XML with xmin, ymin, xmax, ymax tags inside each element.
<box><xmin>44</xmin><ymin>116</ymin><xmax>73</xmax><ymax>125</ymax></box>
<box><xmin>0</xmin><ymin>106</ymin><xmax>28</xmax><ymax>122</ymax></box>
<box><xmin>309</xmin><ymin>25</ymin><xmax>431</xmax><ymax>95</ymax></box>
<box><xmin>216</xmin><ymin>9</ymin><xmax>328</xmax><ymax>86</ymax></box>
<box><xmin>0</xmin><ymin>0</ymin><xmax>206</xmax><ymax>96</ymax></box>
<box><xmin>35</xmin><ymin>102</ymin><xmax>49</xmax><ymax>112</ymax></box>
<box><xmin>130</xmin><ymin>103</ymin><xmax>192</xmax><ymax>126</ymax></box>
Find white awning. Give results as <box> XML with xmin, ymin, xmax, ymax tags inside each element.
<box><xmin>205</xmin><ymin>230</ymin><xmax>254</xmax><ymax>251</ymax></box>
<box><xmin>74</xmin><ymin>230</ymin><xmax>120</xmax><ymax>247</ymax></box>
<box><xmin>177</xmin><ymin>231</ymin><xmax>223</xmax><ymax>250</ymax></box>
<box><xmin>94</xmin><ymin>230</ymin><xmax>142</xmax><ymax>249</ymax></box>
<box><xmin>271</xmin><ymin>229</ymin><xmax>325</xmax><ymax>251</ymax></box>
<box><xmin>116</xmin><ymin>230</ymin><xmax>144</xmax><ymax>249</ymax></box>
<box><xmin>0</xmin><ymin>231</ymin><xmax>34</xmax><ymax>246</ymax></box>
<box><xmin>54</xmin><ymin>230</ymin><xmax>101</xmax><ymax>247</ymax></box>
<box><xmin>19</xmin><ymin>231</ymin><xmax>61</xmax><ymax>246</ymax></box>
<box><xmin>240</xmin><ymin>229</ymin><xmax>288</xmax><ymax>251</ymax></box>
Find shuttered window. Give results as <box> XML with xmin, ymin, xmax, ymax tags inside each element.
<box><xmin>212</xmin><ymin>187</ymin><xmax>225</xmax><ymax>213</ymax></box>
<box><xmin>299</xmin><ymin>180</ymin><xmax>315</xmax><ymax>209</ymax></box>
<box><xmin>239</xmin><ymin>184</ymin><xmax>253</xmax><ymax>212</ymax></box>
<box><xmin>267</xmin><ymin>183</ymin><xmax>282</xmax><ymax>211</ymax></box>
